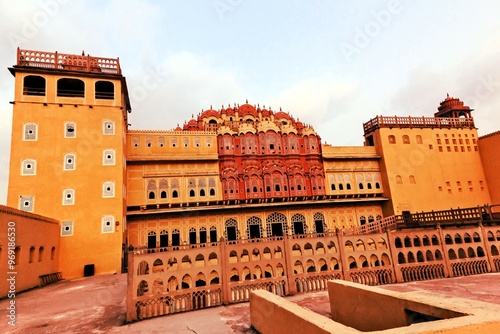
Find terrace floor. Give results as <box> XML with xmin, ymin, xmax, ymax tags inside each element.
<box><xmin>1</xmin><ymin>273</ymin><xmax>499</xmax><ymax>334</ymax></box>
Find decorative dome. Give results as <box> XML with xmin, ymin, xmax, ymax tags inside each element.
<box><xmin>435</xmin><ymin>94</ymin><xmax>472</xmax><ymax>118</ymax></box>
<box><xmin>183</xmin><ymin>118</ymin><xmax>200</xmax><ymax>131</ymax></box>
<box><xmin>274</xmin><ymin>111</ymin><xmax>293</xmax><ymax>121</ymax></box>
<box><xmin>200</xmin><ymin>109</ymin><xmax>220</xmax><ymax>120</ymax></box>
<box><xmin>239</xmin><ymin>103</ymin><xmax>258</xmax><ymax>118</ymax></box>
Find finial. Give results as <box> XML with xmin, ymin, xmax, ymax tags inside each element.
<box><xmin>191</xmin><ymin>114</ymin><xmax>194</xmax><ymax>118</ymax></box>
<box><xmin>201</xmin><ymin>109</ymin><xmax>203</xmax><ymax>112</ymax></box>
<box><xmin>280</xmin><ymin>107</ymin><xmax>282</xmax><ymax>111</ymax></box>
<box><xmin>263</xmin><ymin>105</ymin><xmax>265</xmax><ymax>108</ymax></box>
<box><xmin>447</xmin><ymin>93</ymin><xmax>449</xmax><ymax>97</ymax></box>
<box><xmin>82</xmin><ymin>50</ymin><xmax>85</xmax><ymax>56</ymax></box>
<box><xmin>210</xmin><ymin>105</ymin><xmax>212</xmax><ymax>109</ymax></box>
<box><xmin>246</xmin><ymin>99</ymin><xmax>248</xmax><ymax>103</ymax></box>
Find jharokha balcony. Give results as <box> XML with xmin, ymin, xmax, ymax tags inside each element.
<box><xmin>15</xmin><ymin>47</ymin><xmax>121</xmax><ymax>75</ymax></box>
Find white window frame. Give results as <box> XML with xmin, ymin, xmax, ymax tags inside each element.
<box><xmin>102</xmin><ymin>181</ymin><xmax>115</xmax><ymax>198</ymax></box>
<box><xmin>103</xmin><ymin>149</ymin><xmax>115</xmax><ymax>166</ymax></box>
<box><xmin>62</xmin><ymin>188</ymin><xmax>75</xmax><ymax>205</ymax></box>
<box><xmin>103</xmin><ymin>120</ymin><xmax>115</xmax><ymax>135</ymax></box>
<box><xmin>61</xmin><ymin>221</ymin><xmax>74</xmax><ymax>236</ymax></box>
<box><xmin>64</xmin><ymin>154</ymin><xmax>76</xmax><ymax>170</ymax></box>
<box><xmin>101</xmin><ymin>215</ymin><xmax>115</xmax><ymax>233</ymax></box>
<box><xmin>64</xmin><ymin>121</ymin><xmax>76</xmax><ymax>138</ymax></box>
<box><xmin>21</xmin><ymin>159</ymin><xmax>36</xmax><ymax>175</ymax></box>
<box><xmin>23</xmin><ymin>123</ymin><xmax>38</xmax><ymax>141</ymax></box>
<box><xmin>19</xmin><ymin>195</ymin><xmax>34</xmax><ymax>212</ymax></box>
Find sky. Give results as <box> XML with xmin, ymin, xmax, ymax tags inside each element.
<box><xmin>0</xmin><ymin>0</ymin><xmax>499</xmax><ymax>204</ymax></box>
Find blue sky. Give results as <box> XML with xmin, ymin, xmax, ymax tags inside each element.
<box><xmin>0</xmin><ymin>0</ymin><xmax>499</xmax><ymax>204</ymax></box>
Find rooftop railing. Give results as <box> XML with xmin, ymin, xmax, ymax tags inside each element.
<box><xmin>363</xmin><ymin>115</ymin><xmax>475</xmax><ymax>135</ymax></box>
<box><xmin>16</xmin><ymin>48</ymin><xmax>121</xmax><ymax>75</ymax></box>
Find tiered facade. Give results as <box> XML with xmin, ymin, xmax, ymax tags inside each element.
<box><xmin>3</xmin><ymin>49</ymin><xmax>500</xmax><ymax>321</ymax></box>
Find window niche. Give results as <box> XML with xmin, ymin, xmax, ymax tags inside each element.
<box><xmin>95</xmin><ymin>81</ymin><xmax>114</xmax><ymax>100</ymax></box>
<box><xmin>57</xmin><ymin>78</ymin><xmax>85</xmax><ymax>98</ymax></box>
<box><xmin>23</xmin><ymin>75</ymin><xmax>46</xmax><ymax>96</ymax></box>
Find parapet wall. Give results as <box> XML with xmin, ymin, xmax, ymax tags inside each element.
<box><xmin>126</xmin><ymin>214</ymin><xmax>500</xmax><ymax>322</ymax></box>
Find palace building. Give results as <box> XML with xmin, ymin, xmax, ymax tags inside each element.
<box><xmin>2</xmin><ymin>49</ymin><xmax>500</xmax><ymax>321</ymax></box>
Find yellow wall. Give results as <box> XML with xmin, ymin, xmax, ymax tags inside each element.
<box><xmin>367</xmin><ymin>127</ymin><xmax>491</xmax><ymax>215</ymax></box>
<box><xmin>126</xmin><ymin>131</ymin><xmax>222</xmax><ymax>207</ymax></box>
<box><xmin>478</xmin><ymin>131</ymin><xmax>500</xmax><ymax>204</ymax></box>
<box><xmin>322</xmin><ymin>145</ymin><xmax>384</xmax><ymax>197</ymax></box>
<box><xmin>0</xmin><ymin>205</ymin><xmax>60</xmax><ymax>297</ymax></box>
<box><xmin>7</xmin><ymin>69</ymin><xmax>127</xmax><ymax>278</ymax></box>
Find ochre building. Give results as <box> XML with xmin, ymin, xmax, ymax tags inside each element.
<box><xmin>5</xmin><ymin>48</ymin><xmax>498</xmax><ymax>285</ymax></box>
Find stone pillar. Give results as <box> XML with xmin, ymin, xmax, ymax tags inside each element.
<box><xmin>283</xmin><ymin>235</ymin><xmax>297</xmax><ymax>295</ymax></box>
<box><xmin>219</xmin><ymin>237</ymin><xmax>230</xmax><ymax>305</ymax></box>
<box><xmin>126</xmin><ymin>246</ymin><xmax>136</xmax><ymax>323</ymax></box>
<box><xmin>436</xmin><ymin>225</ymin><xmax>453</xmax><ymax>278</ymax></box>
<box><xmin>478</xmin><ymin>223</ymin><xmax>495</xmax><ymax>272</ymax></box>
<box><xmin>385</xmin><ymin>230</ymin><xmax>402</xmax><ymax>283</ymax></box>
<box><xmin>336</xmin><ymin>233</ymin><xmax>349</xmax><ymax>281</ymax></box>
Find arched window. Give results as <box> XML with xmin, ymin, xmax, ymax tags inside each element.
<box><xmin>396</xmin><ymin>175</ymin><xmax>402</xmax><ymax>184</ymax></box>
<box><xmin>402</xmin><ymin>135</ymin><xmax>410</xmax><ymax>144</ymax></box>
<box><xmin>23</xmin><ymin>75</ymin><xmax>46</xmax><ymax>96</ymax></box>
<box><xmin>57</xmin><ymin>78</ymin><xmax>84</xmax><ymax>97</ymax></box>
<box><xmin>409</xmin><ymin>175</ymin><xmax>416</xmax><ymax>184</ymax></box>
<box><xmin>189</xmin><ymin>189</ymin><xmax>195</xmax><ymax>197</ymax></box>
<box><xmin>95</xmin><ymin>81</ymin><xmax>114</xmax><ymax>99</ymax></box>
<box><xmin>388</xmin><ymin>135</ymin><xmax>396</xmax><ymax>144</ymax></box>
<box><xmin>416</xmin><ymin>135</ymin><xmax>423</xmax><ymax>144</ymax></box>
<box><xmin>359</xmin><ymin>183</ymin><xmax>364</xmax><ymax>190</ymax></box>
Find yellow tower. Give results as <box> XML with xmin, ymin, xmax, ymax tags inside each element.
<box><xmin>7</xmin><ymin>48</ymin><xmax>131</xmax><ymax>278</ymax></box>
<box><xmin>363</xmin><ymin>95</ymin><xmax>491</xmax><ymax>216</ymax></box>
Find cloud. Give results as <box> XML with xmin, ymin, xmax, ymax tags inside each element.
<box><xmin>390</xmin><ymin>37</ymin><xmax>500</xmax><ymax>136</ymax></box>
<box><xmin>266</xmin><ymin>77</ymin><xmax>359</xmax><ymax>144</ymax></box>
<box><xmin>127</xmin><ymin>51</ymin><xmax>247</xmax><ymax>130</ymax></box>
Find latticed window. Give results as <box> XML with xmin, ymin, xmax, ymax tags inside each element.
<box><xmin>158</xmin><ymin>137</ymin><xmax>165</xmax><ymax>147</ymax></box>
<box><xmin>205</xmin><ymin>137</ymin><xmax>212</xmax><ymax>147</ymax></box>
<box><xmin>188</xmin><ymin>178</ymin><xmax>196</xmax><ymax>188</ymax></box>
<box><xmin>103</xmin><ymin>120</ymin><xmax>115</xmax><ymax>135</ymax></box>
<box><xmin>159</xmin><ymin>179</ymin><xmax>168</xmax><ymax>199</ymax></box>
<box><xmin>246</xmin><ymin>216</ymin><xmax>263</xmax><ymax>239</ymax></box>
<box><xmin>101</xmin><ymin>215</ymin><xmax>114</xmax><ymax>233</ymax></box>
<box><xmin>309</xmin><ymin>137</ymin><xmax>317</xmax><ymax>149</ymax></box>
<box><xmin>19</xmin><ymin>195</ymin><xmax>34</xmax><ymax>212</ymax></box>
<box><xmin>21</xmin><ymin>159</ymin><xmax>36</xmax><ymax>175</ymax></box>
<box><xmin>291</xmin><ymin>213</ymin><xmax>307</xmax><ymax>235</ymax></box>
<box><xmin>103</xmin><ymin>149</ymin><xmax>115</xmax><ymax>165</ymax></box>
<box><xmin>195</xmin><ymin>137</ymin><xmax>200</xmax><ymax>147</ymax></box>
<box><xmin>62</xmin><ymin>189</ymin><xmax>75</xmax><ymax>205</ymax></box>
<box><xmin>147</xmin><ymin>180</ymin><xmax>156</xmax><ymax>199</ymax></box>
<box><xmin>24</xmin><ymin>123</ymin><xmax>37</xmax><ymax>141</ymax></box>
<box><xmin>313</xmin><ymin>212</ymin><xmax>327</xmax><ymax>233</ymax></box>
<box><xmin>61</xmin><ymin>221</ymin><xmax>73</xmax><ymax>236</ymax></box>
<box><xmin>182</xmin><ymin>137</ymin><xmax>189</xmax><ymax>147</ymax></box>
<box><xmin>266</xmin><ymin>212</ymin><xmax>288</xmax><ymax>237</ymax></box>
<box><xmin>65</xmin><ymin>122</ymin><xmax>76</xmax><ymax>138</ymax></box>
<box><xmin>208</xmin><ymin>178</ymin><xmax>216</xmax><ymax>187</ymax></box>
<box><xmin>146</xmin><ymin>137</ymin><xmax>152</xmax><ymax>147</ymax></box>
<box><xmin>64</xmin><ymin>154</ymin><xmax>76</xmax><ymax>170</ymax></box>
<box><xmin>198</xmin><ymin>178</ymin><xmax>207</xmax><ymax>187</ymax></box>
<box><xmin>103</xmin><ymin>181</ymin><xmax>114</xmax><ymax>197</ymax></box>
<box><xmin>132</xmin><ymin>137</ymin><xmax>139</xmax><ymax>147</ymax></box>
<box><xmin>225</xmin><ymin>218</ymin><xmax>239</xmax><ymax>241</ymax></box>
<box><xmin>170</xmin><ymin>137</ymin><xmax>178</xmax><ymax>147</ymax></box>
